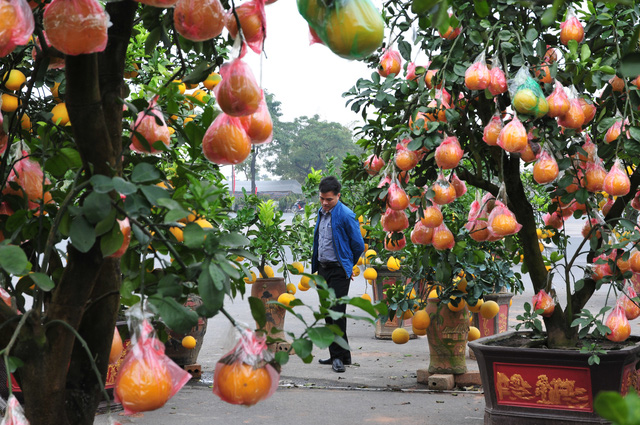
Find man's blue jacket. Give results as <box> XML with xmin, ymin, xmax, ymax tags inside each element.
<box><xmin>312</xmin><ymin>201</ymin><xmax>365</xmax><ymax>277</ymax></box>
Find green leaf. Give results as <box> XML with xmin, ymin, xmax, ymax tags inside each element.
<box><xmin>82</xmin><ymin>192</ymin><xmax>112</xmax><ymax>224</ymax></box>
<box><xmin>197</xmin><ymin>267</ymin><xmax>223</xmax><ymax>317</ymax></box>
<box><xmin>620</xmin><ymin>52</ymin><xmax>640</xmax><ymax>78</ymax></box>
<box><xmin>291</xmin><ymin>338</ymin><xmax>313</xmax><ymax>359</ymax></box>
<box><xmin>183</xmin><ymin>222</ymin><xmax>206</xmax><ymax>249</ymax></box>
<box><xmin>307</xmin><ymin>327</ymin><xmax>335</xmax><ymax>349</ymax></box>
<box><xmin>100</xmin><ymin>221</ymin><xmax>124</xmax><ymax>257</ymax></box>
<box><xmin>249</xmin><ymin>296</ymin><xmax>266</xmax><ymax>328</ymax></box>
<box><xmin>112</xmin><ymin>177</ymin><xmax>137</xmax><ymax>195</ymax></box>
<box><xmin>581</xmin><ymin>44</ymin><xmax>591</xmax><ymax>63</ymax></box>
<box><xmin>274</xmin><ymin>350</ymin><xmax>289</xmax><ymax>365</ymax></box>
<box><xmin>6</xmin><ymin>356</ymin><xmax>23</xmax><ymax>373</ymax></box>
<box><xmin>70</xmin><ymin>215</ymin><xmax>96</xmax><ymax>253</ymax></box>
<box><xmin>219</xmin><ymin>233</ymin><xmax>250</xmax><ymax>247</ymax></box>
<box><xmin>208</xmin><ymin>263</ymin><xmax>226</xmax><ymax>290</ymax></box>
<box><xmin>623</xmin><ymin>138</ymin><xmax>640</xmax><ymax>157</ymax></box>
<box><xmin>473</xmin><ymin>0</ymin><xmax>489</xmax><ymax>17</ymax></box>
<box><xmin>131</xmin><ymin>163</ymin><xmax>162</xmax><ymax>183</ymax></box>
<box><xmin>140</xmin><ymin>185</ymin><xmax>170</xmax><ymax>207</ymax></box>
<box><xmin>410</xmin><ymin>0</ymin><xmax>439</xmax><ymax>15</ymax></box>
<box><xmin>45</xmin><ymin>148</ymin><xmax>82</xmax><ymax>177</ymax></box>
<box><xmin>349</xmin><ymin>296</ymin><xmax>377</xmax><ymax>317</ymax></box>
<box><xmin>525</xmin><ymin>28</ymin><xmax>538</xmax><ymax>42</ymax></box>
<box><xmin>95</xmin><ymin>209</ymin><xmax>117</xmax><ymax>236</ymax></box>
<box><xmin>398</xmin><ymin>40</ymin><xmax>412</xmax><ymax>62</ymax></box>
<box><xmin>0</xmin><ymin>245</ymin><xmax>30</xmax><ymax>275</ymax></box>
<box><xmin>594</xmin><ymin>391</ymin><xmax>628</xmax><ymax>424</ymax></box>
<box><xmin>29</xmin><ymin>272</ymin><xmax>55</xmax><ymax>291</ymax></box>
<box><xmin>629</xmin><ymin>126</ymin><xmax>640</xmax><ymax>141</ymax></box>
<box><xmin>149</xmin><ymin>295</ymin><xmax>199</xmax><ymax>334</ymax></box>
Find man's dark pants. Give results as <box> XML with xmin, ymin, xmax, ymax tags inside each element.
<box><xmin>318</xmin><ymin>262</ymin><xmax>351</xmax><ymax>362</ymax></box>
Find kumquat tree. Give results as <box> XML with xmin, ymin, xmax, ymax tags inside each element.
<box><xmin>343</xmin><ymin>0</ymin><xmax>640</xmax><ymax>352</ymax></box>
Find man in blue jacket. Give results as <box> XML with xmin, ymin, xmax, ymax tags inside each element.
<box><xmin>312</xmin><ymin>176</ymin><xmax>365</xmax><ymax>373</ymax></box>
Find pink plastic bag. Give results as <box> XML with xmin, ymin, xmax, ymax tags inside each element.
<box><xmin>1</xmin><ymin>394</ymin><xmax>29</xmax><ymax>425</ymax></box>
<box><xmin>421</xmin><ymin>204</ymin><xmax>443</xmax><ymax>228</ymax></box>
<box><xmin>214</xmin><ymin>59</ymin><xmax>263</xmax><ymax>117</ymax></box>
<box><xmin>410</xmin><ymin>220</ymin><xmax>433</xmax><ymax>245</ymax></box>
<box><xmin>488</xmin><ymin>60</ymin><xmax>507</xmax><ymax>96</ymax></box>
<box><xmin>3</xmin><ymin>152</ymin><xmax>52</xmax><ymax>205</ymax></box>
<box><xmin>434</xmin><ymin>135</ymin><xmax>463</xmax><ymax>170</ymax></box>
<box><xmin>603</xmin><ymin>159</ymin><xmax>630</xmax><ymax>197</ymax></box>
<box><xmin>381</xmin><ymin>207</ymin><xmax>408</xmax><ymax>232</ymax></box>
<box><xmin>465</xmin><ymin>199</ymin><xmax>489</xmax><ymax>242</ymax></box>
<box><xmin>543</xmin><ymin>211</ymin><xmax>563</xmax><ymax>230</ymax></box>
<box><xmin>364</xmin><ymin>154</ymin><xmax>384</xmax><ymax>176</ymax></box>
<box><xmin>174</xmin><ymin>0</ymin><xmax>225</xmax><ymax>42</ymax></box>
<box><xmin>225</xmin><ymin>0</ymin><xmax>267</xmax><ymax>56</ymax></box>
<box><xmin>619</xmin><ymin>284</ymin><xmax>640</xmax><ymax>320</ymax></box>
<box><xmin>497</xmin><ymin>115</ymin><xmax>528</xmax><ymax>153</ymax></box>
<box><xmin>465</xmin><ymin>53</ymin><xmax>490</xmax><ymax>91</ymax></box>
<box><xmin>604</xmin><ymin>118</ymin><xmax>626</xmax><ymax>144</ymax></box>
<box><xmin>532</xmin><ymin>150</ymin><xmax>559</xmax><ymax>184</ymax></box>
<box><xmin>114</xmin><ymin>312</ymin><xmax>191</xmax><ymax>415</ymax></box>
<box><xmin>487</xmin><ymin>200</ymin><xmax>522</xmax><ymax>238</ymax></box>
<box><xmin>378</xmin><ymin>48</ymin><xmax>402</xmax><ymax>77</ymax></box>
<box><xmin>532</xmin><ymin>289</ymin><xmax>555</xmax><ymax>317</ymax></box>
<box><xmin>431</xmin><ymin>222</ymin><xmax>455</xmax><ymax>250</ymax></box>
<box><xmin>557</xmin><ymin>98</ymin><xmax>585</xmax><ymax>129</ymax></box>
<box><xmin>43</xmin><ymin>0</ymin><xmax>110</xmax><ymax>56</ymax></box>
<box><xmin>605</xmin><ymin>302</ymin><xmax>631</xmax><ymax>342</ymax></box>
<box><xmin>238</xmin><ymin>98</ymin><xmax>273</xmax><ymax>145</ymax></box>
<box><xmin>483</xmin><ymin>114</ymin><xmax>503</xmax><ymax>146</ymax></box>
<box><xmin>546</xmin><ymin>81</ymin><xmax>570</xmax><ymax>118</ymax></box>
<box><xmin>130</xmin><ymin>99</ymin><xmax>171</xmax><ymax>154</ymax></box>
<box><xmin>450</xmin><ymin>172</ymin><xmax>467</xmax><ymax>198</ymax></box>
<box><xmin>0</xmin><ymin>0</ymin><xmax>34</xmax><ymax>58</ymax></box>
<box><xmin>213</xmin><ymin>328</ymin><xmax>279</xmax><ymax>406</ymax></box>
<box><xmin>384</xmin><ymin>231</ymin><xmax>406</xmax><ymax>251</ymax></box>
<box><xmin>431</xmin><ymin>174</ymin><xmax>456</xmax><ymax>205</ymax></box>
<box><xmin>202</xmin><ymin>113</ymin><xmax>251</xmax><ymax>165</ymax></box>
<box><xmin>386</xmin><ymin>180</ymin><xmax>409</xmax><ymax>211</ymax></box>
<box><xmin>584</xmin><ymin>159</ymin><xmax>607</xmax><ymax>192</ymax></box>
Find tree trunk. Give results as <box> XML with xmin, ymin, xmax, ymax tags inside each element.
<box><xmin>250</xmin><ymin>147</ymin><xmax>258</xmax><ymax>195</ymax></box>
<box><xmin>10</xmin><ymin>2</ymin><xmax>137</xmax><ymax>423</ymax></box>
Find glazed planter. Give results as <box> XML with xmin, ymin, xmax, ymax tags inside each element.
<box><xmin>425</xmin><ymin>298</ymin><xmax>470</xmax><ymax>374</ymax></box>
<box><xmin>164</xmin><ymin>294</ymin><xmax>208</xmax><ymax>366</ymax></box>
<box><xmin>469</xmin><ymin>331</ymin><xmax>640</xmax><ymax>425</ymax></box>
<box><xmin>251</xmin><ymin>277</ymin><xmax>288</xmax><ymax>350</ymax></box>
<box><xmin>469</xmin><ymin>292</ymin><xmax>513</xmax><ymax>360</ymax></box>
<box><xmin>371</xmin><ymin>267</ymin><xmax>414</xmax><ymax>339</ymax></box>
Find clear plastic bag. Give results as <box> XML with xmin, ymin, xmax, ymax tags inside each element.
<box><xmin>1</xmin><ymin>395</ymin><xmax>29</xmax><ymax>425</ymax></box>
<box><xmin>487</xmin><ymin>200</ymin><xmax>522</xmax><ymax>238</ymax></box>
<box><xmin>43</xmin><ymin>0</ymin><xmax>110</xmax><ymax>56</ymax></box>
<box><xmin>130</xmin><ymin>99</ymin><xmax>171</xmax><ymax>154</ymax></box>
<box><xmin>435</xmin><ymin>135</ymin><xmax>463</xmax><ymax>170</ymax></box>
<box><xmin>202</xmin><ymin>113</ymin><xmax>252</xmax><ymax>165</ymax></box>
<box><xmin>488</xmin><ymin>56</ymin><xmax>507</xmax><ymax>96</ymax></box>
<box><xmin>225</xmin><ymin>0</ymin><xmax>267</xmax><ymax>55</ymax></box>
<box><xmin>603</xmin><ymin>158</ymin><xmax>631</xmax><ymax>197</ymax></box>
<box><xmin>510</xmin><ymin>67</ymin><xmax>548</xmax><ymax>118</ymax></box>
<box><xmin>114</xmin><ymin>306</ymin><xmax>191</xmax><ymax>415</ymax></box>
<box><xmin>238</xmin><ymin>98</ymin><xmax>273</xmax><ymax>145</ymax></box>
<box><xmin>174</xmin><ymin>0</ymin><xmax>225</xmax><ymax>42</ymax></box>
<box><xmin>297</xmin><ymin>0</ymin><xmax>384</xmax><ymax>60</ymax></box>
<box><xmin>546</xmin><ymin>81</ymin><xmax>570</xmax><ymax>118</ymax></box>
<box><xmin>214</xmin><ymin>58</ymin><xmax>263</xmax><ymax>117</ymax></box>
<box><xmin>465</xmin><ymin>52</ymin><xmax>490</xmax><ymax>91</ymax></box>
<box><xmin>381</xmin><ymin>207</ymin><xmax>408</xmax><ymax>232</ymax></box>
<box><xmin>212</xmin><ymin>328</ymin><xmax>280</xmax><ymax>406</ymax></box>
<box><xmin>0</xmin><ymin>0</ymin><xmax>34</xmax><ymax>58</ymax></box>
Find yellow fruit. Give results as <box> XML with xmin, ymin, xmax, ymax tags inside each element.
<box><xmin>480</xmin><ymin>300</ymin><xmax>499</xmax><ymax>319</ymax></box>
<box><xmin>360</xmin><ymin>226</ymin><xmax>366</xmax><ymax>237</ymax></box>
<box><xmin>412</xmin><ymin>325</ymin><xmax>427</xmax><ymax>336</ymax></box>
<box><xmin>195</xmin><ymin>218</ymin><xmax>213</xmax><ymax>229</ymax></box>
<box><xmin>300</xmin><ymin>275</ymin><xmax>311</xmax><ymax>287</ymax></box>
<box><xmin>277</xmin><ymin>293</ymin><xmax>295</xmax><ymax>307</ymax></box>
<box><xmin>291</xmin><ymin>261</ymin><xmax>304</xmax><ymax>274</ymax></box>
<box><xmin>1</xmin><ymin>93</ymin><xmax>20</xmax><ymax>112</ymax></box>
<box><xmin>409</xmin><ymin>288</ymin><xmax>417</xmax><ymax>299</ymax></box>
<box><xmin>391</xmin><ymin>328</ymin><xmax>410</xmax><ymax>344</ymax></box>
<box><xmin>358</xmin><ymin>215</ymin><xmax>364</xmax><ymax>223</ymax></box>
<box><xmin>361</xmin><ymin>293</ymin><xmax>372</xmax><ymax>302</ymax></box>
<box><xmin>169</xmin><ymin>225</ymin><xmax>185</xmax><ymax>243</ymax></box>
<box><xmin>468</xmin><ymin>326</ymin><xmax>481</xmax><ymax>342</ymax></box>
<box><xmin>51</xmin><ymin>81</ymin><xmax>63</xmax><ymax>102</ymax></box>
<box><xmin>513</xmin><ymin>88</ymin><xmax>538</xmax><ymax>115</ymax></box>
<box><xmin>244</xmin><ymin>271</ymin><xmax>257</xmax><ymax>284</ymax></box>
<box><xmin>172</xmin><ymin>79</ymin><xmax>186</xmax><ymax>94</ymax></box>
<box><xmin>298</xmin><ymin>282</ymin><xmax>310</xmax><ymax>292</ymax></box>
<box><xmin>402</xmin><ymin>309</ymin><xmax>414</xmax><ymax>320</ymax></box>
<box><xmin>286</xmin><ymin>283</ymin><xmax>297</xmax><ymax>294</ymax></box>
<box><xmin>428</xmin><ymin>289</ymin><xmax>439</xmax><ymax>299</ymax></box>
<box><xmin>51</xmin><ymin>102</ymin><xmax>69</xmax><ymax>125</ymax></box>
<box><xmin>412</xmin><ymin>309</ymin><xmax>430</xmax><ymax>330</ymax></box>
<box><xmin>456</xmin><ymin>277</ymin><xmax>467</xmax><ymax>293</ymax></box>
<box><xmin>363</xmin><ymin>268</ymin><xmax>377</xmax><ymax>280</ymax></box>
<box><xmin>387</xmin><ymin>256</ymin><xmax>401</xmax><ymax>271</ymax></box>
<box><xmin>365</xmin><ymin>249</ymin><xmax>377</xmax><ymax>259</ymax></box>
<box><xmin>448</xmin><ymin>298</ymin><xmax>466</xmax><ymax>312</ymax></box>
<box><xmin>536</xmin><ymin>228</ymin><xmax>543</xmax><ymax>238</ymax></box>
<box><xmin>181</xmin><ymin>336</ymin><xmax>197</xmax><ymax>349</ymax></box>
<box><xmin>3</xmin><ymin>70</ymin><xmax>26</xmax><ymax>91</ymax></box>
<box><xmin>352</xmin><ymin>265</ymin><xmax>360</xmax><ymax>277</ymax></box>
<box><xmin>509</xmin><ymin>298</ymin><xmax>513</xmax><ymax>307</ymax></box>
<box><xmin>188</xmin><ymin>89</ymin><xmax>208</xmax><ymax>104</ymax></box>
<box><xmin>20</xmin><ymin>114</ymin><xmax>31</xmax><ymax>131</ymax></box>
<box><xmin>259</xmin><ymin>265</ymin><xmax>275</xmax><ymax>278</ymax></box>
<box><xmin>324</xmin><ymin>0</ymin><xmax>384</xmax><ymax>59</ymax></box>
<box><xmin>366</xmin><ymin>279</ymin><xmax>373</xmax><ymax>285</ymax></box>
<box><xmin>203</xmin><ymin>72</ymin><xmax>222</xmax><ymax>90</ymax></box>
<box><xmin>356</xmin><ymin>257</ymin><xmax>364</xmax><ymax>266</ymax></box>
<box><xmin>468</xmin><ymin>298</ymin><xmax>484</xmax><ymax>313</ymax></box>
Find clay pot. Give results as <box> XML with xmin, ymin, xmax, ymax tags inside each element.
<box><xmin>251</xmin><ymin>277</ymin><xmax>287</xmax><ymax>342</ymax></box>
<box><xmin>425</xmin><ymin>298</ymin><xmax>470</xmax><ymax>374</ymax></box>
<box><xmin>164</xmin><ymin>294</ymin><xmax>208</xmax><ymax>366</ymax></box>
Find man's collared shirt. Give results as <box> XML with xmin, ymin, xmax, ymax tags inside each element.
<box><xmin>318</xmin><ymin>208</ymin><xmax>338</xmax><ymax>262</ymax></box>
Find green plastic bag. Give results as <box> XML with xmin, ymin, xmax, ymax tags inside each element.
<box><xmin>510</xmin><ymin>67</ymin><xmax>548</xmax><ymax>118</ymax></box>
<box><xmin>297</xmin><ymin>0</ymin><xmax>384</xmax><ymax>60</ymax></box>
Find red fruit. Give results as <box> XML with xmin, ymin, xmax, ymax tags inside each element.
<box><xmin>582</xmin><ymin>218</ymin><xmax>601</xmax><ymax>239</ymax></box>
<box><xmin>630</xmin><ymin>251</ymin><xmax>640</xmax><ymax>273</ymax></box>
<box><xmin>488</xmin><ymin>201</ymin><xmax>521</xmax><ymax>237</ymax></box>
<box><xmin>601</xmin><ymin>198</ymin><xmax>614</xmax><ymax>216</ymax></box>
<box><xmin>560</xmin><ymin>16</ymin><xmax>584</xmax><ymax>46</ymax></box>
<box><xmin>532</xmin><ymin>290</ymin><xmax>555</xmax><ymax>317</ymax></box>
<box><xmin>386</xmin><ymin>182</ymin><xmax>409</xmax><ymax>211</ymax></box>
<box><xmin>364</xmin><ymin>154</ymin><xmax>385</xmax><ymax>176</ymax></box>
<box><xmin>110</xmin><ymin>327</ymin><xmax>124</xmax><ymax>364</ymax></box>
<box><xmin>609</xmin><ymin>76</ymin><xmax>625</xmax><ymax>93</ymax></box>
<box><xmin>520</xmin><ymin>141</ymin><xmax>539</xmax><ymax>163</ymax></box>
<box><xmin>3</xmin><ymin>154</ymin><xmax>52</xmax><ymax>205</ymax></box>
<box><xmin>395</xmin><ymin>149</ymin><xmax>418</xmax><ymax>171</ymax></box>
<box><xmin>381</xmin><ymin>208</ymin><xmax>409</xmax><ymax>232</ymax></box>
<box><xmin>434</xmin><ymin>136</ymin><xmax>463</xmax><ymax>169</ymax></box>
<box><xmin>632</xmin><ymin>191</ymin><xmax>640</xmax><ymax>211</ymax></box>
<box><xmin>214</xmin><ymin>59</ymin><xmax>262</xmax><ymax>117</ymax></box>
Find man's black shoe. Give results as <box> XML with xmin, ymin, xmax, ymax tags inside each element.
<box><xmin>319</xmin><ymin>357</ymin><xmax>351</xmax><ymax>365</ymax></box>
<box><xmin>332</xmin><ymin>358</ymin><xmax>345</xmax><ymax>373</ymax></box>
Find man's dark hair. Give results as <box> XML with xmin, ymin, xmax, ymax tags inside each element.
<box><xmin>319</xmin><ymin>176</ymin><xmax>341</xmax><ymax>195</ymax></box>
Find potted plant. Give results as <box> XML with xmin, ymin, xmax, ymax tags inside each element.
<box><xmin>342</xmin><ymin>0</ymin><xmax>640</xmax><ymax>423</ymax></box>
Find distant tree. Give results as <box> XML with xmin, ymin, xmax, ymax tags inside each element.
<box><xmin>264</xmin><ymin>114</ymin><xmax>361</xmax><ymax>182</ymax></box>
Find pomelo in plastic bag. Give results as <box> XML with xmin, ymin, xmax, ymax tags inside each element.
<box><xmin>174</xmin><ymin>0</ymin><xmax>225</xmax><ymax>42</ymax></box>
<box><xmin>43</xmin><ymin>0</ymin><xmax>111</xmax><ymax>56</ymax></box>
<box><xmin>560</xmin><ymin>15</ymin><xmax>584</xmax><ymax>46</ymax></box>
<box><xmin>0</xmin><ymin>0</ymin><xmax>34</xmax><ymax>58</ymax></box>
<box><xmin>378</xmin><ymin>48</ymin><xmax>401</xmax><ymax>77</ymax></box>
<box><xmin>421</xmin><ymin>204</ymin><xmax>443</xmax><ymax>228</ymax></box>
<box><xmin>543</xmin><ymin>211</ymin><xmax>563</xmax><ymax>230</ymax></box>
<box><xmin>431</xmin><ymin>222</ymin><xmax>455</xmax><ymax>251</ymax></box>
<box><xmin>465</xmin><ymin>56</ymin><xmax>490</xmax><ymax>91</ymax></box>
<box><xmin>1</xmin><ymin>395</ymin><xmax>28</xmax><ymax>425</ymax></box>
<box><xmin>450</xmin><ymin>172</ymin><xmax>467</xmax><ymax>198</ymax></box>
<box><xmin>298</xmin><ymin>0</ymin><xmax>384</xmax><ymax>60</ymax></box>
<box><xmin>557</xmin><ymin>99</ymin><xmax>584</xmax><ymax>129</ymax></box>
<box><xmin>619</xmin><ymin>285</ymin><xmax>640</xmax><ymax>320</ymax></box>
<box><xmin>546</xmin><ymin>82</ymin><xmax>570</xmax><ymax>118</ymax></box>
<box><xmin>384</xmin><ymin>231</ymin><xmax>406</xmax><ymax>252</ymax></box>
<box><xmin>130</xmin><ymin>100</ymin><xmax>171</xmax><ymax>154</ymax></box>
<box><xmin>465</xmin><ymin>199</ymin><xmax>489</xmax><ymax>242</ymax></box>
<box><xmin>434</xmin><ymin>135</ymin><xmax>463</xmax><ymax>169</ymax></box>
<box><xmin>202</xmin><ymin>113</ymin><xmax>251</xmax><ymax>165</ymax></box>
<box><xmin>483</xmin><ymin>115</ymin><xmax>502</xmax><ymax>146</ymax></box>
<box><xmin>364</xmin><ymin>154</ymin><xmax>384</xmax><ymax>175</ymax></box>
<box><xmin>225</xmin><ymin>0</ymin><xmax>267</xmax><ymax>55</ymax></box>
<box><xmin>605</xmin><ymin>302</ymin><xmax>631</xmax><ymax>342</ymax></box>
<box><xmin>411</xmin><ymin>220</ymin><xmax>433</xmax><ymax>245</ymax></box>
<box><xmin>431</xmin><ymin>176</ymin><xmax>456</xmax><ymax>205</ymax></box>
<box><xmin>108</xmin><ymin>218</ymin><xmax>132</xmax><ymax>258</ymax></box>
<box><xmin>603</xmin><ymin>159</ymin><xmax>630</xmax><ymax>197</ymax></box>
<box><xmin>386</xmin><ymin>181</ymin><xmax>409</xmax><ymax>211</ymax></box>
<box><xmin>381</xmin><ymin>208</ymin><xmax>408</xmax><ymax>232</ymax></box>
<box><xmin>579</xmin><ymin>97</ymin><xmax>596</xmax><ymax>124</ymax></box>
<box><xmin>584</xmin><ymin>159</ymin><xmax>607</xmax><ymax>192</ymax></box>
<box><xmin>214</xmin><ymin>59</ymin><xmax>262</xmax><ymax>117</ymax></box>
<box><xmin>238</xmin><ymin>99</ymin><xmax>273</xmax><ymax>145</ymax></box>
<box><xmin>532</xmin><ymin>289</ymin><xmax>555</xmax><ymax>317</ymax></box>
<box><xmin>604</xmin><ymin>118</ymin><xmax>623</xmax><ymax>144</ymax></box>
<box><xmin>533</xmin><ymin>150</ymin><xmax>559</xmax><ymax>184</ymax></box>
<box><xmin>3</xmin><ymin>153</ymin><xmax>52</xmax><ymax>205</ymax></box>
<box><xmin>488</xmin><ymin>65</ymin><xmax>507</xmax><ymax>96</ymax></box>
<box><xmin>487</xmin><ymin>201</ymin><xmax>521</xmax><ymax>238</ymax></box>
<box><xmin>497</xmin><ymin>115</ymin><xmax>527</xmax><ymax>153</ymax></box>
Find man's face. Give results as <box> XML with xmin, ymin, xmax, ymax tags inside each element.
<box><xmin>319</xmin><ymin>191</ymin><xmax>340</xmax><ymax>213</ymax></box>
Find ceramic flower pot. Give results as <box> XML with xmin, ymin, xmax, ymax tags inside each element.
<box><xmin>425</xmin><ymin>297</ymin><xmax>470</xmax><ymax>374</ymax></box>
